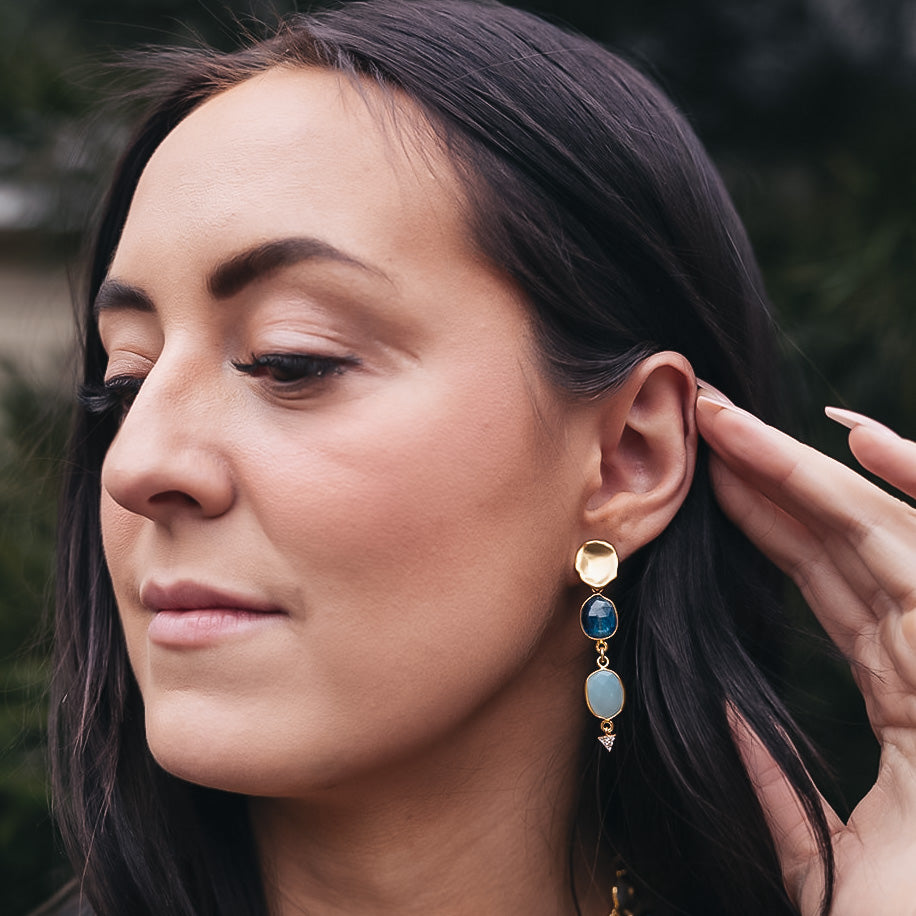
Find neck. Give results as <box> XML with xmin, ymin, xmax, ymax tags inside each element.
<box><xmin>249</xmin><ymin>646</ymin><xmax>613</xmax><ymax>916</ymax></box>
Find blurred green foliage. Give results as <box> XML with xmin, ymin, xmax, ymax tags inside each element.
<box><xmin>0</xmin><ymin>368</ymin><xmax>71</xmax><ymax>913</ymax></box>
<box><xmin>0</xmin><ymin>0</ymin><xmax>913</xmax><ymax>912</ymax></box>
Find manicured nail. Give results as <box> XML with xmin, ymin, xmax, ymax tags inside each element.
<box><xmin>824</xmin><ymin>406</ymin><xmax>899</xmax><ymax>438</ymax></box>
<box><xmin>696</xmin><ymin>380</ymin><xmax>758</xmax><ymax>421</ymax></box>
<box><xmin>696</xmin><ymin>378</ymin><xmax>734</xmax><ymax>406</ymax></box>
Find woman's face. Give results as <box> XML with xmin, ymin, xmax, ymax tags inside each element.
<box><xmin>99</xmin><ymin>67</ymin><xmax>595</xmax><ymax>796</ymax></box>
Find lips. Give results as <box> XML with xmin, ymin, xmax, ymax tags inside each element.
<box><xmin>141</xmin><ymin>580</ymin><xmax>284</xmax><ymax>615</ymax></box>
<box><xmin>140</xmin><ymin>581</ymin><xmax>286</xmax><ymax>648</ymax></box>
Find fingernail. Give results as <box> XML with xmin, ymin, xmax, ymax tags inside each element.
<box><xmin>696</xmin><ymin>380</ymin><xmax>758</xmax><ymax>421</ymax></box>
<box><xmin>824</xmin><ymin>406</ymin><xmax>899</xmax><ymax>438</ymax></box>
<box><xmin>696</xmin><ymin>378</ymin><xmax>734</xmax><ymax>406</ymax></box>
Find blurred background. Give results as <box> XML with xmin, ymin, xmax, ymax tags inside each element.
<box><xmin>0</xmin><ymin>0</ymin><xmax>913</xmax><ymax>911</ymax></box>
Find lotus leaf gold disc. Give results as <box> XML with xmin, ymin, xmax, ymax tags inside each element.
<box><xmin>575</xmin><ymin>540</ymin><xmax>619</xmax><ymax>589</ymax></box>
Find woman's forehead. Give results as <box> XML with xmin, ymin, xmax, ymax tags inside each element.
<box><xmin>114</xmin><ymin>66</ymin><xmax>469</xmax><ymax>283</ymax></box>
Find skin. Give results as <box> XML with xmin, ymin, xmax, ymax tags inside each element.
<box><xmin>98</xmin><ymin>67</ymin><xmax>697</xmax><ymax>916</ymax></box>
<box><xmin>697</xmin><ymin>393</ymin><xmax>916</xmax><ymax>914</ymax></box>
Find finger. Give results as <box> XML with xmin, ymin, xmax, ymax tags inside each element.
<box><xmin>709</xmin><ymin>455</ymin><xmax>876</xmax><ymax>651</ymax></box>
<box><xmin>848</xmin><ymin>427</ymin><xmax>916</xmax><ymax>501</ymax></box>
<box><xmin>711</xmin><ymin>454</ymin><xmax>916</xmax><ymax>717</ymax></box>
<box><xmin>728</xmin><ymin>706</ymin><xmax>842</xmax><ymax>909</ymax></box>
<box><xmin>698</xmin><ymin>397</ymin><xmax>901</xmax><ymax>535</ymax></box>
<box><xmin>697</xmin><ymin>396</ymin><xmax>916</xmax><ymax>607</ymax></box>
<box><xmin>825</xmin><ymin>407</ymin><xmax>916</xmax><ymax>499</ymax></box>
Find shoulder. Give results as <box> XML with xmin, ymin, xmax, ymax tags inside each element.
<box><xmin>28</xmin><ymin>882</ymin><xmax>95</xmax><ymax>916</ymax></box>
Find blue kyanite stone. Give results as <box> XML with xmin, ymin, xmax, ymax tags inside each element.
<box><xmin>580</xmin><ymin>593</ymin><xmax>618</xmax><ymax>640</ymax></box>
<box><xmin>585</xmin><ymin>669</ymin><xmax>624</xmax><ymax>720</ymax></box>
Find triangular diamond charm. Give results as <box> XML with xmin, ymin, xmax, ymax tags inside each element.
<box><xmin>597</xmin><ymin>733</ymin><xmax>616</xmax><ymax>752</ymax></box>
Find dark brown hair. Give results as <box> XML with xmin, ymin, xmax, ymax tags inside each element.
<box><xmin>52</xmin><ymin>2</ymin><xmax>832</xmax><ymax>913</ymax></box>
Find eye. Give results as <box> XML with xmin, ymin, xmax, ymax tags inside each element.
<box><xmin>231</xmin><ymin>353</ymin><xmax>358</xmax><ymax>387</ymax></box>
<box><xmin>77</xmin><ymin>375</ymin><xmax>144</xmax><ymax>417</ymax></box>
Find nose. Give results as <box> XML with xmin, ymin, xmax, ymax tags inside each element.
<box><xmin>101</xmin><ymin>363</ymin><xmax>236</xmax><ymax>523</ymax></box>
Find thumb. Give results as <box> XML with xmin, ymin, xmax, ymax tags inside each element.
<box><xmin>728</xmin><ymin>705</ymin><xmax>842</xmax><ymax>911</ymax></box>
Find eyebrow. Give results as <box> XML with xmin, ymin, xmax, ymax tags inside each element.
<box><xmin>209</xmin><ymin>236</ymin><xmax>386</xmax><ymax>299</ymax></box>
<box><xmin>92</xmin><ymin>279</ymin><xmax>155</xmax><ymax>317</ymax></box>
<box><xmin>93</xmin><ymin>236</ymin><xmax>387</xmax><ymax>317</ymax></box>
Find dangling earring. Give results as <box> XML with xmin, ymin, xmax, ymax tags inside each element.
<box><xmin>609</xmin><ymin>868</ymin><xmax>636</xmax><ymax>916</ymax></box>
<box><xmin>575</xmin><ymin>539</ymin><xmax>624</xmax><ymax>752</ymax></box>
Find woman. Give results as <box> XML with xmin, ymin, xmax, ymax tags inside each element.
<box><xmin>48</xmin><ymin>1</ymin><xmax>916</xmax><ymax>914</ymax></box>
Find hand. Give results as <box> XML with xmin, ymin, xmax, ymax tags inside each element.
<box><xmin>695</xmin><ymin>390</ymin><xmax>916</xmax><ymax>915</ymax></box>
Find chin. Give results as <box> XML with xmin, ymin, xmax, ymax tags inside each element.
<box><xmin>142</xmin><ymin>696</ymin><xmax>349</xmax><ymax>797</ymax></box>
<box><xmin>144</xmin><ymin>696</ymin><xmax>274</xmax><ymax>794</ymax></box>
<box><xmin>146</xmin><ymin>709</ymin><xmax>249</xmax><ymax>792</ymax></box>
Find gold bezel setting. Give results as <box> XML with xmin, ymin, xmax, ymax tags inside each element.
<box><xmin>579</xmin><ymin>592</ymin><xmax>619</xmax><ymax>640</ymax></box>
<box><xmin>584</xmin><ymin>668</ymin><xmax>625</xmax><ymax>720</ymax></box>
<box><xmin>574</xmin><ymin>540</ymin><xmax>619</xmax><ymax>589</ymax></box>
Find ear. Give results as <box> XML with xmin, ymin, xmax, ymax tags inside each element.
<box><xmin>578</xmin><ymin>351</ymin><xmax>697</xmax><ymax>563</ymax></box>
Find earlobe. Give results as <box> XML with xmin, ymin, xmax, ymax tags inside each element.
<box><xmin>581</xmin><ymin>352</ymin><xmax>697</xmax><ymax>560</ymax></box>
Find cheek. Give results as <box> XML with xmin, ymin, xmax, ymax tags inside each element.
<box><xmin>236</xmin><ymin>367</ymin><xmax>577</xmax><ymax>727</ymax></box>
<box><xmin>100</xmin><ymin>490</ymin><xmax>155</xmax><ymax>689</ymax></box>
<box><xmin>250</xmin><ymin>367</ymin><xmax>567</xmax><ymax>614</ymax></box>
<box><xmin>100</xmin><ymin>489</ymin><xmax>139</xmax><ymax>614</ymax></box>
<box><xmin>101</xmin><ymin>489</ymin><xmax>140</xmax><ymax>562</ymax></box>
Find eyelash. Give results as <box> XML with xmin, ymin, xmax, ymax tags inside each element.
<box><xmin>78</xmin><ymin>375</ymin><xmax>143</xmax><ymax>417</ymax></box>
<box><xmin>78</xmin><ymin>353</ymin><xmax>357</xmax><ymax>417</ymax></box>
<box><xmin>230</xmin><ymin>352</ymin><xmax>355</xmax><ymax>384</ymax></box>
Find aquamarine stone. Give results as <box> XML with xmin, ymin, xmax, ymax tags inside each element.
<box><xmin>585</xmin><ymin>669</ymin><xmax>624</xmax><ymax>720</ymax></box>
<box><xmin>580</xmin><ymin>593</ymin><xmax>618</xmax><ymax>639</ymax></box>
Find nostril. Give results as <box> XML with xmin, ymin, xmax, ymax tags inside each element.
<box><xmin>102</xmin><ymin>446</ymin><xmax>235</xmax><ymax>521</ymax></box>
<box><xmin>148</xmin><ymin>490</ymin><xmax>201</xmax><ymax>509</ymax></box>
